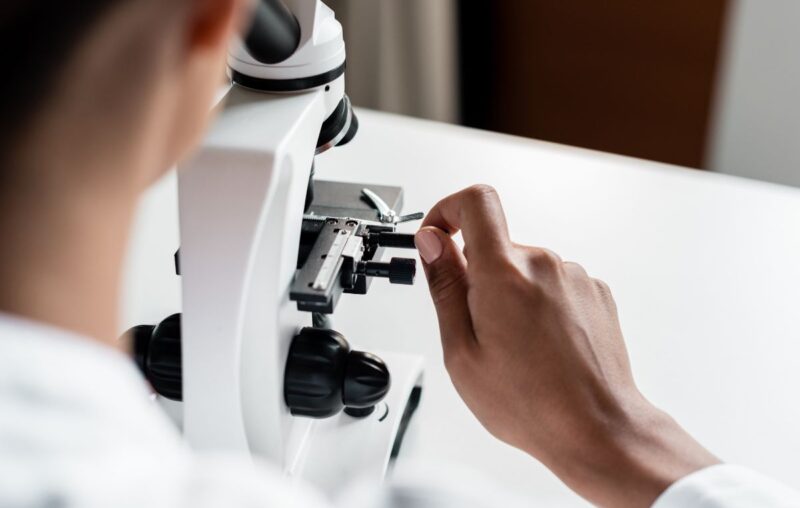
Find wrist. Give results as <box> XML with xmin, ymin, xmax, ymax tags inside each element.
<box><xmin>543</xmin><ymin>395</ymin><xmax>719</xmax><ymax>507</ymax></box>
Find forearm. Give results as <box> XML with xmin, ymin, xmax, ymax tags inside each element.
<box><xmin>543</xmin><ymin>397</ymin><xmax>720</xmax><ymax>508</ymax></box>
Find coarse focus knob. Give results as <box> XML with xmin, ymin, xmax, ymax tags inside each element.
<box><xmin>127</xmin><ymin>314</ymin><xmax>182</xmax><ymax>401</ymax></box>
<box><xmin>284</xmin><ymin>328</ymin><xmax>391</xmax><ymax>418</ymax></box>
<box><xmin>129</xmin><ymin>324</ymin><xmax>155</xmax><ymax>372</ymax></box>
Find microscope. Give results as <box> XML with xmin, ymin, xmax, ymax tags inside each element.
<box><xmin>126</xmin><ymin>0</ymin><xmax>424</xmax><ymax>495</ymax></box>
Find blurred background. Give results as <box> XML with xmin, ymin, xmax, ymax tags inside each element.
<box><xmin>326</xmin><ymin>0</ymin><xmax>800</xmax><ymax>187</ymax></box>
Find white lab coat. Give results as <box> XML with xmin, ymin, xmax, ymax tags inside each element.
<box><xmin>0</xmin><ymin>313</ymin><xmax>797</xmax><ymax>507</ymax></box>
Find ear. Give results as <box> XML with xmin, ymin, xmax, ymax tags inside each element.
<box><xmin>188</xmin><ymin>0</ymin><xmax>250</xmax><ymax>51</ymax></box>
<box><xmin>153</xmin><ymin>0</ymin><xmax>253</xmax><ymax>175</ymax></box>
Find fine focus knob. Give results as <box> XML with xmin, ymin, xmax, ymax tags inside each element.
<box><xmin>343</xmin><ymin>351</ymin><xmax>391</xmax><ymax>408</ymax></box>
<box><xmin>127</xmin><ymin>314</ymin><xmax>182</xmax><ymax>401</ymax></box>
<box><xmin>284</xmin><ymin>328</ymin><xmax>391</xmax><ymax>418</ymax></box>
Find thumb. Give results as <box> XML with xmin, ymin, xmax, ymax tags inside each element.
<box><xmin>415</xmin><ymin>227</ymin><xmax>477</xmax><ymax>356</ymax></box>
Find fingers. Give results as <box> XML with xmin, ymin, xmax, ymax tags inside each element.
<box><xmin>422</xmin><ymin>185</ymin><xmax>511</xmax><ymax>262</ymax></box>
<box><xmin>415</xmin><ymin>226</ymin><xmax>477</xmax><ymax>358</ymax></box>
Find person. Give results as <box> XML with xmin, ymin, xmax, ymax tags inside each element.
<box><xmin>0</xmin><ymin>1</ymin><xmax>797</xmax><ymax>507</ymax></box>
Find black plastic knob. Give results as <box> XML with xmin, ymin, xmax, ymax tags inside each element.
<box><xmin>128</xmin><ymin>314</ymin><xmax>183</xmax><ymax>401</ymax></box>
<box><xmin>371</xmin><ymin>232</ymin><xmax>417</xmax><ymax>249</ymax></box>
<box><xmin>358</xmin><ymin>257</ymin><xmax>417</xmax><ymax>285</ymax></box>
<box><xmin>388</xmin><ymin>257</ymin><xmax>417</xmax><ymax>285</ymax></box>
<box><xmin>284</xmin><ymin>328</ymin><xmax>349</xmax><ymax>418</ymax></box>
<box><xmin>343</xmin><ymin>350</ymin><xmax>391</xmax><ymax>408</ymax></box>
<box><xmin>130</xmin><ymin>324</ymin><xmax>155</xmax><ymax>373</ymax></box>
<box><xmin>284</xmin><ymin>328</ymin><xmax>391</xmax><ymax>418</ymax></box>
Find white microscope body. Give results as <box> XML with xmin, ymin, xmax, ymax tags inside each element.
<box><xmin>131</xmin><ymin>0</ymin><xmax>423</xmax><ymax>495</ymax></box>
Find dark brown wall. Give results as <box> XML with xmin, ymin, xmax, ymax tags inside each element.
<box><xmin>460</xmin><ymin>1</ymin><xmax>730</xmax><ymax>168</ymax></box>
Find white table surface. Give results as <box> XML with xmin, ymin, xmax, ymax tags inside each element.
<box><xmin>123</xmin><ymin>109</ymin><xmax>800</xmax><ymax>506</ymax></box>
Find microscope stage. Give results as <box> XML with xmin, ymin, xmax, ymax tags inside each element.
<box><xmin>308</xmin><ymin>180</ymin><xmax>404</xmax><ymax>223</ymax></box>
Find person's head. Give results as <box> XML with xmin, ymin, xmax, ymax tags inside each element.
<box><xmin>0</xmin><ymin>0</ymin><xmax>251</xmax><ymax>199</ymax></box>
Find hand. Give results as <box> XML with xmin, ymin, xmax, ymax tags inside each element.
<box><xmin>415</xmin><ymin>185</ymin><xmax>718</xmax><ymax>507</ymax></box>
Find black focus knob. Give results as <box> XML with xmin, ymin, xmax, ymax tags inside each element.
<box><xmin>127</xmin><ymin>314</ymin><xmax>182</xmax><ymax>401</ymax></box>
<box><xmin>357</xmin><ymin>257</ymin><xmax>417</xmax><ymax>285</ymax></box>
<box><xmin>343</xmin><ymin>351</ymin><xmax>391</xmax><ymax>408</ymax></box>
<box><xmin>129</xmin><ymin>324</ymin><xmax>155</xmax><ymax>372</ymax></box>
<box><xmin>284</xmin><ymin>327</ymin><xmax>391</xmax><ymax>418</ymax></box>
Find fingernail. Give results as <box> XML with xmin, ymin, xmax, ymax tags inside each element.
<box><xmin>415</xmin><ymin>229</ymin><xmax>443</xmax><ymax>264</ymax></box>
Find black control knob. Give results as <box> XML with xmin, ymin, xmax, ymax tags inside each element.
<box><xmin>283</xmin><ymin>328</ymin><xmax>348</xmax><ymax>418</ymax></box>
<box><xmin>284</xmin><ymin>327</ymin><xmax>391</xmax><ymax>418</ymax></box>
<box><xmin>387</xmin><ymin>257</ymin><xmax>417</xmax><ymax>285</ymax></box>
<box><xmin>127</xmin><ymin>314</ymin><xmax>182</xmax><ymax>401</ymax></box>
<box><xmin>357</xmin><ymin>257</ymin><xmax>416</xmax><ymax>285</ymax></box>
<box><xmin>129</xmin><ymin>324</ymin><xmax>155</xmax><ymax>372</ymax></box>
<box><xmin>343</xmin><ymin>351</ymin><xmax>391</xmax><ymax>408</ymax></box>
<box><xmin>369</xmin><ymin>231</ymin><xmax>417</xmax><ymax>249</ymax></box>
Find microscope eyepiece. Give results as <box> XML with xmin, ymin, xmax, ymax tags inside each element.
<box><xmin>243</xmin><ymin>0</ymin><xmax>301</xmax><ymax>65</ymax></box>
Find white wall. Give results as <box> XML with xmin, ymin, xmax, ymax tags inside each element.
<box><xmin>326</xmin><ymin>0</ymin><xmax>460</xmax><ymax>124</ymax></box>
<box><xmin>709</xmin><ymin>0</ymin><xmax>800</xmax><ymax>186</ymax></box>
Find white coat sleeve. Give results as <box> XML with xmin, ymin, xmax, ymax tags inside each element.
<box><xmin>652</xmin><ymin>464</ymin><xmax>800</xmax><ymax>508</ymax></box>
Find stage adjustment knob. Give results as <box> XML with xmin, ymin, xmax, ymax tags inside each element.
<box><xmin>356</xmin><ymin>257</ymin><xmax>417</xmax><ymax>285</ymax></box>
<box><xmin>126</xmin><ymin>313</ymin><xmax>182</xmax><ymax>401</ymax></box>
<box><xmin>284</xmin><ymin>327</ymin><xmax>391</xmax><ymax>418</ymax></box>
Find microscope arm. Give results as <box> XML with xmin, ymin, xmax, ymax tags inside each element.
<box><xmin>179</xmin><ymin>86</ymin><xmax>326</xmax><ymax>457</ymax></box>
<box><xmin>178</xmin><ymin>0</ymin><xmax>353</xmax><ymax>462</ymax></box>
<box><xmin>127</xmin><ymin>1</ymin><xmax>425</xmax><ymax>493</ymax></box>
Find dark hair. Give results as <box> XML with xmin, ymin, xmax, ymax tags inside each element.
<box><xmin>0</xmin><ymin>2</ymin><xmax>121</xmax><ymax>160</ymax></box>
